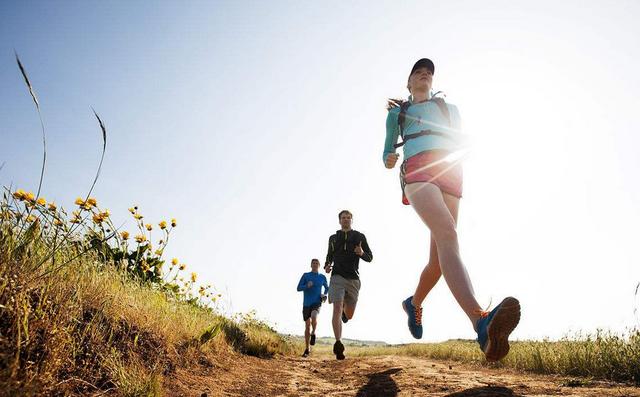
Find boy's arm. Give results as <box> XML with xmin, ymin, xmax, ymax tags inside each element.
<box><xmin>296</xmin><ymin>274</ymin><xmax>307</xmax><ymax>291</ymax></box>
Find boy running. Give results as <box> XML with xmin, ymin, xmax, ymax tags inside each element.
<box><xmin>296</xmin><ymin>258</ymin><xmax>329</xmax><ymax>357</ymax></box>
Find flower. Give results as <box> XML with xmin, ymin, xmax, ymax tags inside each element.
<box><xmin>75</xmin><ymin>197</ymin><xmax>85</xmax><ymax>206</ymax></box>
<box><xmin>145</xmin><ymin>224</ymin><xmax>152</xmax><ymax>231</ymax></box>
<box><xmin>121</xmin><ymin>231</ymin><xmax>130</xmax><ymax>240</ymax></box>
<box><xmin>159</xmin><ymin>220</ymin><xmax>167</xmax><ymax>229</ymax></box>
<box><xmin>154</xmin><ymin>249</ymin><xmax>162</xmax><ymax>256</ymax></box>
<box><xmin>128</xmin><ymin>207</ymin><xmax>135</xmax><ymax>214</ymax></box>
<box><xmin>12</xmin><ymin>189</ymin><xmax>26</xmax><ymax>200</ymax></box>
<box><xmin>134</xmin><ymin>214</ymin><xmax>143</xmax><ymax>220</ymax></box>
<box><xmin>191</xmin><ymin>272</ymin><xmax>197</xmax><ymax>283</ymax></box>
<box><xmin>92</xmin><ymin>213</ymin><xmax>104</xmax><ymax>224</ymax></box>
<box><xmin>179</xmin><ymin>264</ymin><xmax>186</xmax><ymax>271</ymax></box>
<box><xmin>54</xmin><ymin>219</ymin><xmax>64</xmax><ymax>227</ymax></box>
<box><xmin>171</xmin><ymin>218</ymin><xmax>177</xmax><ymax>227</ymax></box>
<box><xmin>86</xmin><ymin>197</ymin><xmax>97</xmax><ymax>207</ymax></box>
<box><xmin>48</xmin><ymin>202</ymin><xmax>57</xmax><ymax>211</ymax></box>
<box><xmin>36</xmin><ymin>197</ymin><xmax>46</xmax><ymax>206</ymax></box>
<box><xmin>171</xmin><ymin>258</ymin><xmax>178</xmax><ymax>266</ymax></box>
<box><xmin>135</xmin><ymin>234</ymin><xmax>147</xmax><ymax>243</ymax></box>
<box><xmin>26</xmin><ymin>214</ymin><xmax>37</xmax><ymax>222</ymax></box>
<box><xmin>25</xmin><ymin>192</ymin><xmax>35</xmax><ymax>203</ymax></box>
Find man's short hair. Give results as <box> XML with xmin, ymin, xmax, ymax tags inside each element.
<box><xmin>311</xmin><ymin>258</ymin><xmax>320</xmax><ymax>263</ymax></box>
<box><xmin>338</xmin><ymin>210</ymin><xmax>352</xmax><ymax>219</ymax></box>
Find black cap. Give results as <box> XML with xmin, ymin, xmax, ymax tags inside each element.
<box><xmin>409</xmin><ymin>58</ymin><xmax>435</xmax><ymax>76</ymax></box>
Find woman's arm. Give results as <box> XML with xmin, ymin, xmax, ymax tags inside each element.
<box><xmin>383</xmin><ymin>109</ymin><xmax>400</xmax><ymax>167</ymax></box>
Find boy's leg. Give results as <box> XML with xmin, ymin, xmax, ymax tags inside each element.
<box><xmin>304</xmin><ymin>318</ymin><xmax>311</xmax><ymax>350</ymax></box>
<box><xmin>311</xmin><ymin>310</ymin><xmax>318</xmax><ymax>334</ymax></box>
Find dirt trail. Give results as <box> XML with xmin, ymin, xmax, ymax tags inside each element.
<box><xmin>165</xmin><ymin>354</ymin><xmax>640</xmax><ymax>397</ymax></box>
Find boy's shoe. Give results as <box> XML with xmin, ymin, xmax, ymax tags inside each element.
<box><xmin>341</xmin><ymin>311</ymin><xmax>349</xmax><ymax>323</ymax></box>
<box><xmin>333</xmin><ymin>340</ymin><xmax>345</xmax><ymax>360</ymax></box>
<box><xmin>475</xmin><ymin>297</ymin><xmax>521</xmax><ymax>362</ymax></box>
<box><xmin>310</xmin><ymin>334</ymin><xmax>316</xmax><ymax>346</ymax></box>
<box><xmin>302</xmin><ymin>348</ymin><xmax>309</xmax><ymax>357</ymax></box>
<box><xmin>401</xmin><ymin>296</ymin><xmax>423</xmax><ymax>339</ymax></box>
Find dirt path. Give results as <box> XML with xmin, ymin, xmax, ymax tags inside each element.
<box><xmin>165</xmin><ymin>354</ymin><xmax>640</xmax><ymax>397</ymax></box>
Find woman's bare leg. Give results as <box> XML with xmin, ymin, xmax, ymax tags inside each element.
<box><xmin>405</xmin><ymin>182</ymin><xmax>482</xmax><ymax>329</ymax></box>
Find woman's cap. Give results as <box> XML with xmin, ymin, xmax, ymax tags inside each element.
<box><xmin>410</xmin><ymin>58</ymin><xmax>435</xmax><ymax>76</ymax></box>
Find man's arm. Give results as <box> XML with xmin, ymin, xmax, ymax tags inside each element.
<box><xmin>322</xmin><ymin>275</ymin><xmax>329</xmax><ymax>295</ymax></box>
<box><xmin>296</xmin><ymin>274</ymin><xmax>307</xmax><ymax>291</ymax></box>
<box><xmin>359</xmin><ymin>233</ymin><xmax>373</xmax><ymax>262</ymax></box>
<box><xmin>325</xmin><ymin>235</ymin><xmax>335</xmax><ymax>272</ymax></box>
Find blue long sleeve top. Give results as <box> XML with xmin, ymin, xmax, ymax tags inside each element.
<box><xmin>296</xmin><ymin>271</ymin><xmax>329</xmax><ymax>307</ymax></box>
<box><xmin>383</xmin><ymin>96</ymin><xmax>463</xmax><ymax>164</ymax></box>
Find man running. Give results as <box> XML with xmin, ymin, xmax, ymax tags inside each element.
<box><xmin>324</xmin><ymin>210</ymin><xmax>373</xmax><ymax>360</ymax></box>
<box><xmin>296</xmin><ymin>258</ymin><xmax>329</xmax><ymax>357</ymax></box>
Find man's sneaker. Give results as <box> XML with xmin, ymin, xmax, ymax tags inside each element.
<box><xmin>341</xmin><ymin>311</ymin><xmax>349</xmax><ymax>323</ymax></box>
<box><xmin>310</xmin><ymin>334</ymin><xmax>316</xmax><ymax>346</ymax></box>
<box><xmin>401</xmin><ymin>296</ymin><xmax>423</xmax><ymax>339</ymax></box>
<box><xmin>333</xmin><ymin>340</ymin><xmax>345</xmax><ymax>360</ymax></box>
<box><xmin>475</xmin><ymin>297</ymin><xmax>521</xmax><ymax>362</ymax></box>
<box><xmin>302</xmin><ymin>348</ymin><xmax>309</xmax><ymax>357</ymax></box>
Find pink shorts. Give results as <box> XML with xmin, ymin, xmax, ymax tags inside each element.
<box><xmin>400</xmin><ymin>150</ymin><xmax>463</xmax><ymax>205</ymax></box>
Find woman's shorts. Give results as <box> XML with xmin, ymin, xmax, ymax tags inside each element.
<box><xmin>400</xmin><ymin>150</ymin><xmax>463</xmax><ymax>205</ymax></box>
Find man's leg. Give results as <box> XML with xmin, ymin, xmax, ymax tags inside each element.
<box><xmin>332</xmin><ymin>300</ymin><xmax>343</xmax><ymax>341</ymax></box>
<box><xmin>343</xmin><ymin>301</ymin><xmax>357</xmax><ymax>320</ymax></box>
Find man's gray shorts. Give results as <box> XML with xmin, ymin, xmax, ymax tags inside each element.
<box><xmin>328</xmin><ymin>274</ymin><xmax>361</xmax><ymax>306</ymax></box>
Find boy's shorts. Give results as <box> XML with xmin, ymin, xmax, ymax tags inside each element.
<box><xmin>328</xmin><ymin>274</ymin><xmax>361</xmax><ymax>306</ymax></box>
<box><xmin>302</xmin><ymin>302</ymin><xmax>321</xmax><ymax>321</ymax></box>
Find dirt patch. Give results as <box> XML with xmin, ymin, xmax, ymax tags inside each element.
<box><xmin>165</xmin><ymin>354</ymin><xmax>640</xmax><ymax>397</ymax></box>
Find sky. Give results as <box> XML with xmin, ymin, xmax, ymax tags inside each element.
<box><xmin>1</xmin><ymin>0</ymin><xmax>639</xmax><ymax>344</ymax></box>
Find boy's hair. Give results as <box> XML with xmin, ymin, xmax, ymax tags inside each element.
<box><xmin>338</xmin><ymin>210</ymin><xmax>352</xmax><ymax>219</ymax></box>
<box><xmin>311</xmin><ymin>258</ymin><xmax>320</xmax><ymax>264</ymax></box>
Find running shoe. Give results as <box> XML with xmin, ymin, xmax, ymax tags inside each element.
<box><xmin>341</xmin><ymin>311</ymin><xmax>349</xmax><ymax>323</ymax></box>
<box><xmin>310</xmin><ymin>333</ymin><xmax>316</xmax><ymax>346</ymax></box>
<box><xmin>333</xmin><ymin>340</ymin><xmax>345</xmax><ymax>360</ymax></box>
<box><xmin>475</xmin><ymin>297</ymin><xmax>521</xmax><ymax>361</ymax></box>
<box><xmin>302</xmin><ymin>348</ymin><xmax>309</xmax><ymax>358</ymax></box>
<box><xmin>402</xmin><ymin>296</ymin><xmax>423</xmax><ymax>339</ymax></box>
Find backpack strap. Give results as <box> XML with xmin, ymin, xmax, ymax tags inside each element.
<box><xmin>394</xmin><ymin>96</ymin><xmax>453</xmax><ymax>149</ymax></box>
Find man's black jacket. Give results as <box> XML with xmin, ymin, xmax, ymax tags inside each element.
<box><xmin>325</xmin><ymin>229</ymin><xmax>373</xmax><ymax>280</ymax></box>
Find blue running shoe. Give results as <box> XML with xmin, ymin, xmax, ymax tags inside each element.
<box><xmin>475</xmin><ymin>297</ymin><xmax>521</xmax><ymax>361</ymax></box>
<box><xmin>402</xmin><ymin>296</ymin><xmax>423</xmax><ymax>339</ymax></box>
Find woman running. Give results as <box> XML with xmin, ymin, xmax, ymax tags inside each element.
<box><xmin>383</xmin><ymin>58</ymin><xmax>521</xmax><ymax>361</ymax></box>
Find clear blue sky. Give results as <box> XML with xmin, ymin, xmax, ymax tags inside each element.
<box><xmin>2</xmin><ymin>1</ymin><xmax>639</xmax><ymax>343</ymax></box>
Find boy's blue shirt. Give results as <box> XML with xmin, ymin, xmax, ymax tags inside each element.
<box><xmin>297</xmin><ymin>271</ymin><xmax>329</xmax><ymax>307</ymax></box>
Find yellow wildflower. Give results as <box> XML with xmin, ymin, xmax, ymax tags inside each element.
<box><xmin>12</xmin><ymin>189</ymin><xmax>26</xmax><ymax>200</ymax></box>
<box><xmin>101</xmin><ymin>210</ymin><xmax>110</xmax><ymax>218</ymax></box>
<box><xmin>92</xmin><ymin>213</ymin><xmax>104</xmax><ymax>224</ymax></box>
<box><xmin>154</xmin><ymin>249</ymin><xmax>162</xmax><ymax>256</ymax></box>
<box><xmin>134</xmin><ymin>214</ymin><xmax>143</xmax><ymax>220</ymax></box>
<box><xmin>48</xmin><ymin>202</ymin><xmax>57</xmax><ymax>211</ymax></box>
<box><xmin>145</xmin><ymin>224</ymin><xmax>152</xmax><ymax>231</ymax></box>
<box><xmin>86</xmin><ymin>197</ymin><xmax>97</xmax><ymax>206</ymax></box>
<box><xmin>171</xmin><ymin>218</ymin><xmax>177</xmax><ymax>227</ymax></box>
<box><xmin>75</xmin><ymin>197</ymin><xmax>84</xmax><ymax>206</ymax></box>
<box><xmin>36</xmin><ymin>197</ymin><xmax>46</xmax><ymax>206</ymax></box>
<box><xmin>134</xmin><ymin>234</ymin><xmax>146</xmax><ymax>243</ymax></box>
<box><xmin>54</xmin><ymin>219</ymin><xmax>64</xmax><ymax>227</ymax></box>
<box><xmin>128</xmin><ymin>207</ymin><xmax>135</xmax><ymax>214</ymax></box>
<box><xmin>121</xmin><ymin>231</ymin><xmax>130</xmax><ymax>240</ymax></box>
<box><xmin>25</xmin><ymin>192</ymin><xmax>35</xmax><ymax>202</ymax></box>
<box><xmin>26</xmin><ymin>214</ymin><xmax>37</xmax><ymax>222</ymax></box>
<box><xmin>191</xmin><ymin>272</ymin><xmax>197</xmax><ymax>283</ymax></box>
<box><xmin>159</xmin><ymin>220</ymin><xmax>167</xmax><ymax>229</ymax></box>
<box><xmin>179</xmin><ymin>264</ymin><xmax>186</xmax><ymax>271</ymax></box>
<box><xmin>171</xmin><ymin>258</ymin><xmax>178</xmax><ymax>266</ymax></box>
